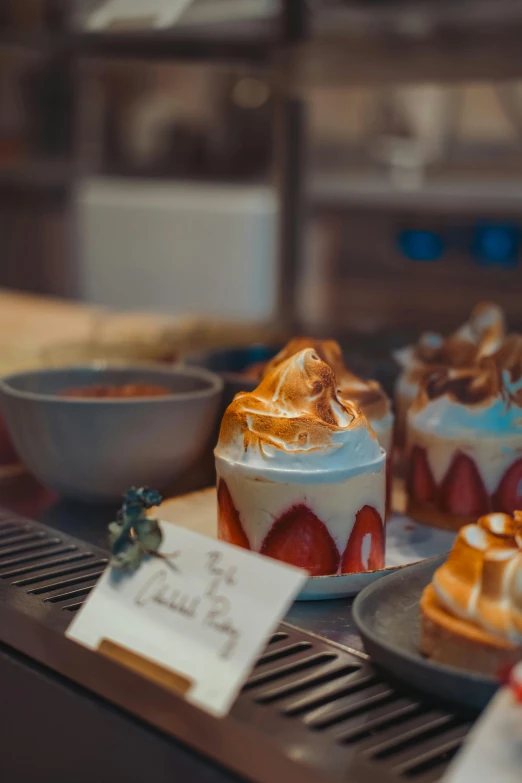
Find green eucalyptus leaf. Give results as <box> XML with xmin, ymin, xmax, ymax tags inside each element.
<box><xmin>110</xmin><ymin>542</ymin><xmax>144</xmax><ymax>573</ymax></box>
<box><xmin>134</xmin><ymin>516</ymin><xmax>158</xmax><ymax>535</ymax></box>
<box><xmin>139</xmin><ymin>531</ymin><xmax>162</xmax><ymax>553</ymax></box>
<box><xmin>136</xmin><ymin>518</ymin><xmax>163</xmax><ymax>553</ymax></box>
<box><xmin>108</xmin><ymin>488</ymin><xmax>164</xmax><ymax>574</ymax></box>
<box><xmin>108</xmin><ymin>521</ymin><xmax>123</xmax><ymax>547</ymax></box>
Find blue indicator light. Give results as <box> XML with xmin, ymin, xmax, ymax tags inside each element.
<box><xmin>472</xmin><ymin>223</ymin><xmax>518</xmax><ymax>267</ymax></box>
<box><xmin>397</xmin><ymin>230</ymin><xmax>444</xmax><ymax>262</ymax></box>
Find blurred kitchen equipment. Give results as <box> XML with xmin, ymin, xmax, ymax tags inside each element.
<box><xmin>94</xmin><ymin>63</ymin><xmax>273</xmax><ymax>179</ymax></box>
<box><xmin>5</xmin><ymin>1</ymin><xmax>522</xmax><ymax>336</ymax></box>
<box><xmin>368</xmin><ymin>85</ymin><xmax>457</xmax><ymax>188</ymax></box>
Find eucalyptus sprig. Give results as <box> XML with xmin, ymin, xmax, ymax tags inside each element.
<box><xmin>108</xmin><ymin>487</ymin><xmax>167</xmax><ymax>573</ymax></box>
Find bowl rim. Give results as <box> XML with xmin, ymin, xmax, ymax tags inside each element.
<box><xmin>0</xmin><ymin>363</ymin><xmax>224</xmax><ymax>405</ymax></box>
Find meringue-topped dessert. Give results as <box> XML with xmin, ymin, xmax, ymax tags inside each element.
<box><xmin>264</xmin><ymin>338</ymin><xmax>394</xmax><ymax>512</ymax></box>
<box><xmin>395</xmin><ymin>302</ymin><xmax>506</xmax><ymax>448</ymax></box>
<box><xmin>421</xmin><ymin>512</ymin><xmax>522</xmax><ymax>675</ymax></box>
<box><xmin>264</xmin><ymin>338</ymin><xmax>393</xmax><ymax>449</ymax></box>
<box><xmin>215</xmin><ymin>349</ymin><xmax>386</xmax><ymax>575</ymax></box>
<box><xmin>406</xmin><ymin>334</ymin><xmax>522</xmax><ymax>530</ymax></box>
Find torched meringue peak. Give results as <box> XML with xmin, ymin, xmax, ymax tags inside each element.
<box><xmin>432</xmin><ymin>512</ymin><xmax>522</xmax><ymax>645</ymax></box>
<box><xmin>409</xmin><ymin>333</ymin><xmax>522</xmax><ymax>434</ymax></box>
<box><xmin>216</xmin><ymin>348</ymin><xmax>383</xmax><ymax>478</ymax></box>
<box><xmin>478</xmin><ymin>512</ymin><xmax>522</xmax><ymax>545</ymax></box>
<box><xmin>263</xmin><ymin>338</ymin><xmax>344</xmax><ymax>378</ymax></box>
<box><xmin>455</xmin><ymin>301</ymin><xmax>506</xmax><ymax>360</ymax></box>
<box><xmin>263</xmin><ymin>337</ymin><xmax>392</xmax><ymax>423</ymax></box>
<box><xmin>396</xmin><ymin>302</ymin><xmax>506</xmax><ymax>378</ymax></box>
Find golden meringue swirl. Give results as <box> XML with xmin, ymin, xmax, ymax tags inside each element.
<box><xmin>415</xmin><ymin>302</ymin><xmax>506</xmax><ymax>368</ymax></box>
<box><xmin>395</xmin><ymin>302</ymin><xmax>506</xmax><ymax>400</ymax></box>
<box><xmin>410</xmin><ymin>334</ymin><xmax>522</xmax><ymax>429</ymax></box>
<box><xmin>432</xmin><ymin>512</ymin><xmax>522</xmax><ymax>645</ymax></box>
<box><xmin>216</xmin><ymin>348</ymin><xmax>383</xmax><ymax>478</ymax></box>
<box><xmin>263</xmin><ymin>337</ymin><xmax>391</xmax><ymax>423</ymax></box>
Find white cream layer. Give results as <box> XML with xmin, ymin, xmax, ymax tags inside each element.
<box><xmin>216</xmin><ymin>455</ymin><xmax>385</xmax><ymax>559</ymax></box>
<box><xmin>370</xmin><ymin>411</ymin><xmax>394</xmax><ymax>455</ymax></box>
<box><xmin>215</xmin><ymin>425</ymin><xmax>384</xmax><ymax>483</ymax></box>
<box><xmin>395</xmin><ymin>377</ymin><xmax>419</xmax><ymax>446</ymax></box>
<box><xmin>410</xmin><ymin>375</ymin><xmax>522</xmax><ymax>437</ymax></box>
<box><xmin>407</xmin><ymin>372</ymin><xmax>522</xmax><ymax>493</ymax></box>
<box><xmin>407</xmin><ymin>424</ymin><xmax>522</xmax><ymax>494</ymax></box>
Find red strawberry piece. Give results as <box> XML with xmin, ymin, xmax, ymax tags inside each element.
<box><xmin>407</xmin><ymin>445</ymin><xmax>437</xmax><ymax>504</ymax></box>
<box><xmin>217</xmin><ymin>480</ymin><xmax>250</xmax><ymax>550</ymax></box>
<box><xmin>498</xmin><ymin>664</ymin><xmax>522</xmax><ymax>702</ymax></box>
<box><xmin>493</xmin><ymin>458</ymin><xmax>522</xmax><ymax>515</ymax></box>
<box><xmin>512</xmin><ymin>680</ymin><xmax>522</xmax><ymax>704</ymax></box>
<box><xmin>261</xmin><ymin>505</ymin><xmax>340</xmax><ymax>576</ymax></box>
<box><xmin>0</xmin><ymin>414</ymin><xmax>18</xmax><ymax>466</ymax></box>
<box><xmin>341</xmin><ymin>505</ymin><xmax>385</xmax><ymax>573</ymax></box>
<box><xmin>385</xmin><ymin>450</ymin><xmax>393</xmax><ymax>519</ymax></box>
<box><xmin>440</xmin><ymin>452</ymin><xmax>490</xmax><ymax>517</ymax></box>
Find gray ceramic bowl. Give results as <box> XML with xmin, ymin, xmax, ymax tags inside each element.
<box><xmin>0</xmin><ymin>365</ymin><xmax>223</xmax><ymax>502</ymax></box>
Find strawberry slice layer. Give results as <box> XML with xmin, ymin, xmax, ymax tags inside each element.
<box><xmin>440</xmin><ymin>452</ymin><xmax>490</xmax><ymax>517</ymax></box>
<box><xmin>341</xmin><ymin>505</ymin><xmax>385</xmax><ymax>573</ymax></box>
<box><xmin>407</xmin><ymin>445</ymin><xmax>437</xmax><ymax>504</ymax></box>
<box><xmin>261</xmin><ymin>504</ymin><xmax>340</xmax><ymax>576</ymax></box>
<box><xmin>0</xmin><ymin>414</ymin><xmax>18</xmax><ymax>466</ymax></box>
<box><xmin>493</xmin><ymin>458</ymin><xmax>522</xmax><ymax>515</ymax></box>
<box><xmin>385</xmin><ymin>450</ymin><xmax>393</xmax><ymax>519</ymax></box>
<box><xmin>217</xmin><ymin>480</ymin><xmax>250</xmax><ymax>550</ymax></box>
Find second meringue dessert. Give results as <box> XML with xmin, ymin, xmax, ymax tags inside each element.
<box><xmin>394</xmin><ymin>302</ymin><xmax>505</xmax><ymax>449</ymax></box>
<box><xmin>406</xmin><ymin>335</ymin><xmax>522</xmax><ymax>531</ymax></box>
<box><xmin>215</xmin><ymin>349</ymin><xmax>386</xmax><ymax>575</ymax></box>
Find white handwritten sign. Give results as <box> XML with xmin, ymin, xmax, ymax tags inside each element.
<box><xmin>443</xmin><ymin>666</ymin><xmax>522</xmax><ymax>783</ymax></box>
<box><xmin>66</xmin><ymin>523</ymin><xmax>307</xmax><ymax>717</ymax></box>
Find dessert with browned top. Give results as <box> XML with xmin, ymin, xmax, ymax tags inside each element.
<box><xmin>264</xmin><ymin>338</ymin><xmax>394</xmax><ymax>513</ymax></box>
<box><xmin>264</xmin><ymin>339</ymin><xmax>392</xmax><ymax>444</ymax></box>
<box><xmin>215</xmin><ymin>349</ymin><xmax>386</xmax><ymax>575</ymax></box>
<box><xmin>406</xmin><ymin>335</ymin><xmax>522</xmax><ymax>531</ymax></box>
<box><xmin>395</xmin><ymin>302</ymin><xmax>505</xmax><ymax>449</ymax></box>
<box><xmin>420</xmin><ymin>512</ymin><xmax>522</xmax><ymax>675</ymax></box>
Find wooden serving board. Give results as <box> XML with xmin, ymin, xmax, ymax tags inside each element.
<box><xmin>157</xmin><ymin>487</ymin><xmax>217</xmax><ymax>537</ymax></box>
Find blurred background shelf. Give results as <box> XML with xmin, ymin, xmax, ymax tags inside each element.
<box><xmin>311</xmin><ymin>175</ymin><xmax>522</xmax><ymax>211</ymax></box>
<box><xmin>0</xmin><ymin>0</ymin><xmax>280</xmax><ymax>62</ymax></box>
<box><xmin>0</xmin><ymin>159</ymin><xmax>72</xmax><ymax>191</ymax></box>
<box><xmin>6</xmin><ymin>0</ymin><xmax>522</xmax><ymax>71</ymax></box>
<box><xmin>282</xmin><ymin>0</ymin><xmax>522</xmax><ymax>88</ymax></box>
<box><xmin>3</xmin><ymin>0</ymin><xmax>522</xmax><ymax>335</ymax></box>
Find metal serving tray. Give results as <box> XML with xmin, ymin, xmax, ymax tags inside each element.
<box><xmin>0</xmin><ymin>508</ymin><xmax>475</xmax><ymax>783</ymax></box>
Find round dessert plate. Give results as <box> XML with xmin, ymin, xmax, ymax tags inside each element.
<box><xmin>154</xmin><ymin>488</ymin><xmax>456</xmax><ymax>601</ymax></box>
<box><xmin>353</xmin><ymin>555</ymin><xmax>498</xmax><ymax>710</ymax></box>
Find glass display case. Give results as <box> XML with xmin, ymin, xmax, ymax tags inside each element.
<box><xmin>3</xmin><ymin>4</ymin><xmax>522</xmax><ymax>783</ymax></box>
